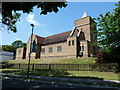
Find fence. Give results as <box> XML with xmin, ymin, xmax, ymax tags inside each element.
<box><xmin>1</xmin><ymin>63</ymin><xmax>118</xmax><ymax>72</ymax></box>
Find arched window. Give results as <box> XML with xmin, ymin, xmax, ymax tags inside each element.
<box><xmin>80</xmin><ymin>31</ymin><xmax>85</xmax><ymax>40</ymax></box>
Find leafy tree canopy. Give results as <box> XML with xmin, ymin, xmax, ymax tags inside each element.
<box><xmin>93</xmin><ymin>1</ymin><xmax>120</xmax><ymax>63</ymax></box>
<box><xmin>93</xmin><ymin>1</ymin><xmax>120</xmax><ymax>52</ymax></box>
<box><xmin>2</xmin><ymin>2</ymin><xmax>67</xmax><ymax>32</ymax></box>
<box><xmin>2</xmin><ymin>45</ymin><xmax>16</xmax><ymax>52</ymax></box>
<box><xmin>12</xmin><ymin>40</ymin><xmax>26</xmax><ymax>48</ymax></box>
<box><xmin>2</xmin><ymin>40</ymin><xmax>26</xmax><ymax>52</ymax></box>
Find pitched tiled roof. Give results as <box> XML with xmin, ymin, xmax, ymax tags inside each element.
<box><xmin>36</xmin><ymin>35</ymin><xmax>45</xmax><ymax>44</ymax></box>
<box><xmin>36</xmin><ymin>30</ymin><xmax>71</xmax><ymax>45</ymax></box>
<box><xmin>44</xmin><ymin>30</ymin><xmax>71</xmax><ymax>45</ymax></box>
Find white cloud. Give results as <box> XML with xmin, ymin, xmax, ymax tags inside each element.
<box><xmin>26</xmin><ymin>14</ymin><xmax>40</xmax><ymax>26</ymax></box>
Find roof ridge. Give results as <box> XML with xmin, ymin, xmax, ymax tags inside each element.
<box><xmin>45</xmin><ymin>30</ymin><xmax>72</xmax><ymax>38</ymax></box>
<box><xmin>35</xmin><ymin>35</ymin><xmax>45</xmax><ymax>39</ymax></box>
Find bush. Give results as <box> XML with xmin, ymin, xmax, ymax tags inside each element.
<box><xmin>95</xmin><ymin>47</ymin><xmax>120</xmax><ymax>72</ymax></box>
<box><xmin>112</xmin><ymin>66</ymin><xmax>119</xmax><ymax>73</ymax></box>
<box><xmin>95</xmin><ymin>51</ymin><xmax>118</xmax><ymax>63</ymax></box>
<box><xmin>92</xmin><ymin>63</ymin><xmax>119</xmax><ymax>72</ymax></box>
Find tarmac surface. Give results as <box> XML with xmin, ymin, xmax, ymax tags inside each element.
<box><xmin>1</xmin><ymin>76</ymin><xmax>119</xmax><ymax>90</ymax></box>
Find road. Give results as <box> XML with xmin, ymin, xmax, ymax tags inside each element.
<box><xmin>0</xmin><ymin>51</ymin><xmax>14</xmax><ymax>62</ymax></box>
<box><xmin>1</xmin><ymin>77</ymin><xmax>119</xmax><ymax>90</ymax></box>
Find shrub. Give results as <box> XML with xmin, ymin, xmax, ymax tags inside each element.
<box><xmin>112</xmin><ymin>66</ymin><xmax>119</xmax><ymax>73</ymax></box>
<box><xmin>95</xmin><ymin>51</ymin><xmax>118</xmax><ymax>64</ymax></box>
<box><xmin>92</xmin><ymin>63</ymin><xmax>118</xmax><ymax>72</ymax></box>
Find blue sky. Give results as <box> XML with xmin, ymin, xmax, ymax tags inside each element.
<box><xmin>1</xmin><ymin>2</ymin><xmax>117</xmax><ymax>45</ymax></box>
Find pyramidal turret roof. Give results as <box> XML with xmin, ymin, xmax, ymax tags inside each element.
<box><xmin>81</xmin><ymin>12</ymin><xmax>88</xmax><ymax>18</ymax></box>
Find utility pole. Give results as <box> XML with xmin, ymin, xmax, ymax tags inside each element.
<box><xmin>27</xmin><ymin>24</ymin><xmax>34</xmax><ymax>78</ymax></box>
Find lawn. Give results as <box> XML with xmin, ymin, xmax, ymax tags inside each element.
<box><xmin>40</xmin><ymin>57</ymin><xmax>96</xmax><ymax>64</ymax></box>
<box><xmin>5</xmin><ymin>57</ymin><xmax>96</xmax><ymax>64</ymax></box>
<box><xmin>1</xmin><ymin>68</ymin><xmax>119</xmax><ymax>81</ymax></box>
<box><xmin>60</xmin><ymin>57</ymin><xmax>96</xmax><ymax>64</ymax></box>
<box><xmin>2</xmin><ymin>70</ymin><xmax>120</xmax><ymax>88</ymax></box>
<box><xmin>67</xmin><ymin>71</ymin><xmax>120</xmax><ymax>81</ymax></box>
<box><xmin>39</xmin><ymin>57</ymin><xmax>96</xmax><ymax>64</ymax></box>
<box><xmin>2</xmin><ymin>57</ymin><xmax>119</xmax><ymax>83</ymax></box>
<box><xmin>6</xmin><ymin>59</ymin><xmax>43</xmax><ymax>64</ymax></box>
<box><xmin>1</xmin><ymin>68</ymin><xmax>120</xmax><ymax>88</ymax></box>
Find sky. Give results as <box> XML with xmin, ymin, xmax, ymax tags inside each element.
<box><xmin>1</xmin><ymin>2</ymin><xmax>118</xmax><ymax>45</ymax></box>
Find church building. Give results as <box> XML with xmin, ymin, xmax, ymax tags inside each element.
<box><xmin>15</xmin><ymin>12</ymin><xmax>98</xmax><ymax>60</ymax></box>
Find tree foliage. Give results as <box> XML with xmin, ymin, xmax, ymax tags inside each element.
<box><xmin>12</xmin><ymin>40</ymin><xmax>26</xmax><ymax>48</ymax></box>
<box><xmin>2</xmin><ymin>2</ymin><xmax>67</xmax><ymax>32</ymax></box>
<box><xmin>2</xmin><ymin>45</ymin><xmax>16</xmax><ymax>52</ymax></box>
<box><xmin>2</xmin><ymin>40</ymin><xmax>26</xmax><ymax>59</ymax></box>
<box><xmin>94</xmin><ymin>3</ymin><xmax>120</xmax><ymax>51</ymax></box>
<box><xmin>93</xmin><ymin>1</ymin><xmax>120</xmax><ymax>63</ymax></box>
<box><xmin>2</xmin><ymin>40</ymin><xmax>26</xmax><ymax>52</ymax></box>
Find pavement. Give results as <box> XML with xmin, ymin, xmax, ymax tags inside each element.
<box><xmin>1</xmin><ymin>73</ymin><xmax>120</xmax><ymax>89</ymax></box>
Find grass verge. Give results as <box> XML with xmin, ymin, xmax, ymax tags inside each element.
<box><xmin>1</xmin><ymin>68</ymin><xmax>119</xmax><ymax>81</ymax></box>
<box><xmin>2</xmin><ymin>57</ymin><xmax>96</xmax><ymax>64</ymax></box>
<box><xmin>7</xmin><ymin>59</ymin><xmax>43</xmax><ymax>64</ymax></box>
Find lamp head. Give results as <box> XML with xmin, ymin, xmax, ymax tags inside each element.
<box><xmin>30</xmin><ymin>24</ymin><xmax>34</xmax><ymax>27</ymax></box>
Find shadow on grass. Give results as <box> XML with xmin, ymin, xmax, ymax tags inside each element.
<box><xmin>1</xmin><ymin>61</ymin><xmax>13</xmax><ymax>69</ymax></box>
<box><xmin>35</xmin><ymin>70</ymin><xmax>104</xmax><ymax>80</ymax></box>
<box><xmin>3</xmin><ymin>69</ymin><xmax>120</xmax><ymax>88</ymax></box>
<box><xmin>2</xmin><ymin>69</ymin><xmax>104</xmax><ymax>80</ymax></box>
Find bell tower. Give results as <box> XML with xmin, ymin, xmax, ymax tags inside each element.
<box><xmin>74</xmin><ymin>12</ymin><xmax>97</xmax><ymax>43</ymax></box>
<box><xmin>73</xmin><ymin>12</ymin><xmax>97</xmax><ymax>57</ymax></box>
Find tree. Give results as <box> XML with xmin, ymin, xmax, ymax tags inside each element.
<box><xmin>2</xmin><ymin>40</ymin><xmax>26</xmax><ymax>52</ymax></box>
<box><xmin>0</xmin><ymin>45</ymin><xmax>2</xmax><ymax>51</ymax></box>
<box><xmin>93</xmin><ymin>1</ymin><xmax>120</xmax><ymax>63</ymax></box>
<box><xmin>2</xmin><ymin>45</ymin><xmax>16</xmax><ymax>52</ymax></box>
<box><xmin>12</xmin><ymin>40</ymin><xmax>26</xmax><ymax>48</ymax></box>
<box><xmin>2</xmin><ymin>2</ymin><xmax>67</xmax><ymax>32</ymax></box>
<box><xmin>2</xmin><ymin>40</ymin><xmax>26</xmax><ymax>59</ymax></box>
<box><xmin>22</xmin><ymin>43</ymin><xmax>27</xmax><ymax>48</ymax></box>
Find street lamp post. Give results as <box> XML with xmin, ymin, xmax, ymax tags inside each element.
<box><xmin>27</xmin><ymin>24</ymin><xmax>34</xmax><ymax>78</ymax></box>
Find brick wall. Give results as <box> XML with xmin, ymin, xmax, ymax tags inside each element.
<box><xmin>16</xmin><ymin>48</ymin><xmax>24</xmax><ymax>60</ymax></box>
<box><xmin>41</xmin><ymin>37</ymin><xmax>77</xmax><ymax>59</ymax></box>
<box><xmin>26</xmin><ymin>34</ymin><xmax>38</xmax><ymax>59</ymax></box>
